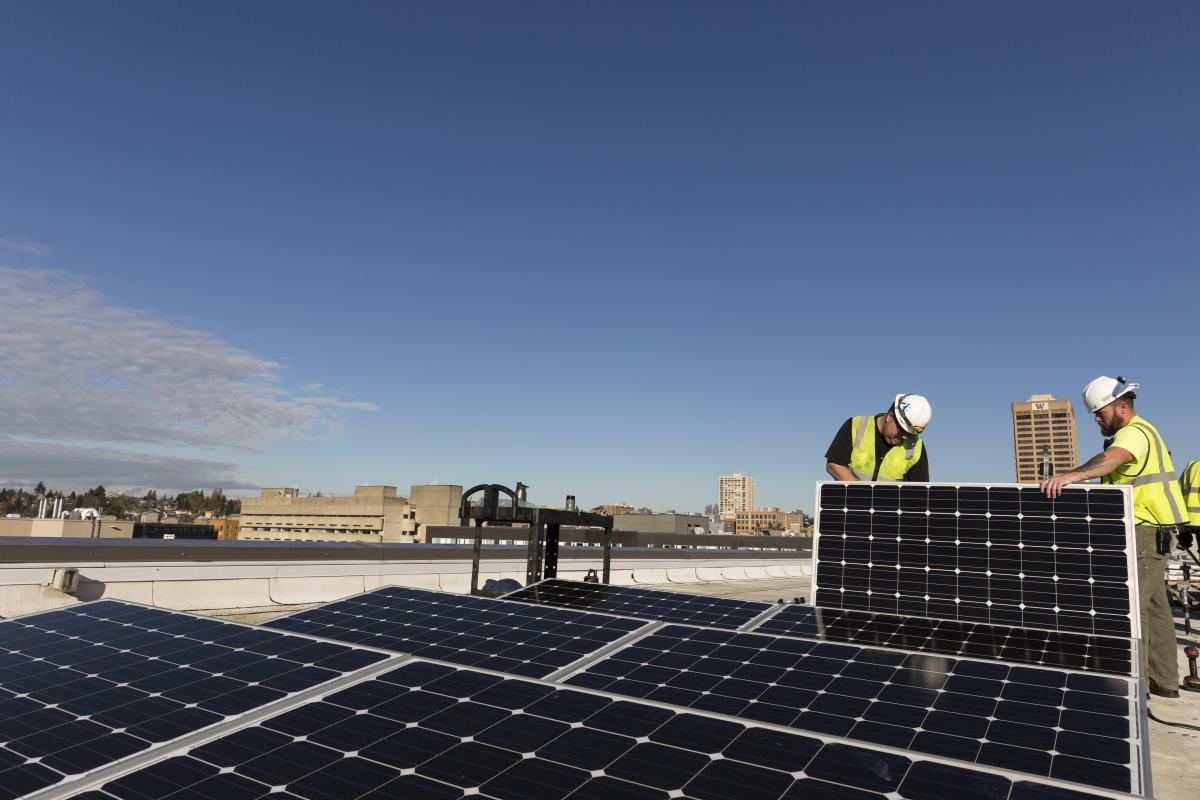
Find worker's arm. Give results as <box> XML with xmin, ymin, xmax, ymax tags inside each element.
<box><xmin>1040</xmin><ymin>447</ymin><xmax>1133</xmax><ymax>498</ymax></box>
<box><xmin>824</xmin><ymin>419</ymin><xmax>856</xmax><ymax>481</ymax></box>
<box><xmin>826</xmin><ymin>461</ymin><xmax>858</xmax><ymax>482</ymax></box>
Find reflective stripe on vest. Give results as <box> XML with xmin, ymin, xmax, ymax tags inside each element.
<box><xmin>851</xmin><ymin>416</ymin><xmax>873</xmax><ymax>480</ymax></box>
<box><xmin>848</xmin><ymin>414</ymin><xmax>922</xmax><ymax>482</ymax></box>
<box><xmin>1102</xmin><ymin>418</ymin><xmax>1187</xmax><ymax>527</ymax></box>
<box><xmin>1181</xmin><ymin>461</ymin><xmax>1200</xmax><ymax>526</ymax></box>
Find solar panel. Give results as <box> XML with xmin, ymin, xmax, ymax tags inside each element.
<box><xmin>82</xmin><ymin>659</ymin><xmax>1129</xmax><ymax>800</ymax></box>
<box><xmin>562</xmin><ymin>623</ymin><xmax>1144</xmax><ymax>794</ymax></box>
<box><xmin>0</xmin><ymin>600</ymin><xmax>390</xmax><ymax>800</ymax></box>
<box><xmin>812</xmin><ymin>483</ymin><xmax>1137</xmax><ymax>638</ymax></box>
<box><xmin>751</xmin><ymin>605</ymin><xmax>1135</xmax><ymax>676</ymax></box>
<box><xmin>263</xmin><ymin>585</ymin><xmax>651</xmax><ymax>679</ymax></box>
<box><xmin>505</xmin><ymin>578</ymin><xmax>776</xmax><ymax>629</ymax></box>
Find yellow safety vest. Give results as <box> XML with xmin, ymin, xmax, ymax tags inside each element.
<box><xmin>1180</xmin><ymin>461</ymin><xmax>1200</xmax><ymax>528</ymax></box>
<box><xmin>1101</xmin><ymin>416</ymin><xmax>1187</xmax><ymax>527</ymax></box>
<box><xmin>848</xmin><ymin>414</ymin><xmax>924</xmax><ymax>481</ymax></box>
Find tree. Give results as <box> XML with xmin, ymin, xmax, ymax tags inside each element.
<box><xmin>34</xmin><ymin>481</ymin><xmax>46</xmax><ymax>496</ymax></box>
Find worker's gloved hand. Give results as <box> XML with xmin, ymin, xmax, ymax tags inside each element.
<box><xmin>1178</xmin><ymin>526</ymin><xmax>1195</xmax><ymax>551</ymax></box>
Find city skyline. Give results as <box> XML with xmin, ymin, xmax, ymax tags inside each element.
<box><xmin>2</xmin><ymin>4</ymin><xmax>1197</xmax><ymax>512</ymax></box>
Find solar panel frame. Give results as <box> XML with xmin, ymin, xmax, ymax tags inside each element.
<box><xmin>261</xmin><ymin>584</ymin><xmax>655</xmax><ymax>679</ymax></box>
<box><xmin>0</xmin><ymin>599</ymin><xmax>397</xmax><ymax>800</ymax></box>
<box><xmin>502</xmin><ymin>578</ymin><xmax>779</xmax><ymax>630</ymax></box>
<box><xmin>811</xmin><ymin>482</ymin><xmax>1140</xmax><ymax>639</ymax></box>
<box><xmin>749</xmin><ymin>604</ymin><xmax>1139</xmax><ymax>677</ymax></box>
<box><xmin>558</xmin><ymin>622</ymin><xmax>1148</xmax><ymax>795</ymax></box>
<box><xmin>66</xmin><ymin>657</ymin><xmax>1146</xmax><ymax>800</ymax></box>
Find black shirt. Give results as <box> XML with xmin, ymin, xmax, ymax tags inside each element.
<box><xmin>825</xmin><ymin>414</ymin><xmax>930</xmax><ymax>481</ymax></box>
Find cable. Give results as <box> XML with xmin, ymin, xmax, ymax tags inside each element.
<box><xmin>1147</xmin><ymin>708</ymin><xmax>1200</xmax><ymax>732</ymax></box>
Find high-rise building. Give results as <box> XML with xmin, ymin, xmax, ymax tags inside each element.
<box><xmin>1011</xmin><ymin>394</ymin><xmax>1078</xmax><ymax>483</ymax></box>
<box><xmin>718</xmin><ymin>473</ymin><xmax>755</xmax><ymax>516</ymax></box>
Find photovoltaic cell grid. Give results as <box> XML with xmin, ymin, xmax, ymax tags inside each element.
<box><xmin>504</xmin><ymin>578</ymin><xmax>774</xmax><ymax>629</ymax></box>
<box><xmin>752</xmin><ymin>605</ymin><xmax>1135</xmax><ymax>676</ymax></box>
<box><xmin>0</xmin><ymin>600</ymin><xmax>388</xmax><ymax>800</ymax></box>
<box><xmin>813</xmin><ymin>483</ymin><xmax>1137</xmax><ymax>637</ymax></box>
<box><xmin>86</xmin><ymin>659</ymin><xmax>1122</xmax><ymax>800</ymax></box>
<box><xmin>264</xmin><ymin>585</ymin><xmax>649</xmax><ymax>679</ymax></box>
<box><xmin>563</xmin><ymin>624</ymin><xmax>1141</xmax><ymax>794</ymax></box>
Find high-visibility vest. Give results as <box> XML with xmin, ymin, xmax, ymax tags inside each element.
<box><xmin>1180</xmin><ymin>460</ymin><xmax>1200</xmax><ymax>528</ymax></box>
<box><xmin>848</xmin><ymin>414</ymin><xmax>923</xmax><ymax>481</ymax></box>
<box><xmin>1101</xmin><ymin>416</ymin><xmax>1187</xmax><ymax>527</ymax></box>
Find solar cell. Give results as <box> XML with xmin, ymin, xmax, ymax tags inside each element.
<box><xmin>263</xmin><ymin>585</ymin><xmax>650</xmax><ymax>679</ymax></box>
<box><xmin>504</xmin><ymin>578</ymin><xmax>775</xmax><ymax>629</ymax></box>
<box><xmin>812</xmin><ymin>483</ymin><xmax>1137</xmax><ymax>637</ymax></box>
<box><xmin>82</xmin><ymin>659</ymin><xmax>1130</xmax><ymax>800</ymax></box>
<box><xmin>562</xmin><ymin>623</ymin><xmax>1144</xmax><ymax>794</ymax></box>
<box><xmin>0</xmin><ymin>600</ymin><xmax>389</xmax><ymax>800</ymax></box>
<box><xmin>752</xmin><ymin>605</ymin><xmax>1135</xmax><ymax>676</ymax></box>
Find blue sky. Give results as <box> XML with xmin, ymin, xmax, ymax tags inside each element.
<box><xmin>1</xmin><ymin>2</ymin><xmax>1196</xmax><ymax>513</ymax></box>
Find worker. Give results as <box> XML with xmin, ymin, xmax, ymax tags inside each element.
<box><xmin>1041</xmin><ymin>376</ymin><xmax>1186</xmax><ymax>699</ymax></box>
<box><xmin>825</xmin><ymin>394</ymin><xmax>932</xmax><ymax>482</ymax></box>
<box><xmin>1180</xmin><ymin>460</ymin><xmax>1199</xmax><ymax>552</ymax></box>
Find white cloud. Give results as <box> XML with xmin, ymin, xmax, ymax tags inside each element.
<box><xmin>0</xmin><ymin>439</ymin><xmax>258</xmax><ymax>493</ymax></box>
<box><xmin>0</xmin><ymin>238</ymin><xmax>53</xmax><ymax>258</ymax></box>
<box><xmin>0</xmin><ymin>267</ymin><xmax>377</xmax><ymax>451</ymax></box>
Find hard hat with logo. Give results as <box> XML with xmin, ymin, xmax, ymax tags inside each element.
<box><xmin>892</xmin><ymin>394</ymin><xmax>932</xmax><ymax>435</ymax></box>
<box><xmin>1083</xmin><ymin>375</ymin><xmax>1139</xmax><ymax>415</ymax></box>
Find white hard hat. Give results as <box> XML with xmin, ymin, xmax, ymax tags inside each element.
<box><xmin>1083</xmin><ymin>375</ymin><xmax>1139</xmax><ymax>414</ymax></box>
<box><xmin>893</xmin><ymin>393</ymin><xmax>932</xmax><ymax>435</ymax></box>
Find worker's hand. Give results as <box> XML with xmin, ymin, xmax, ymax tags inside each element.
<box><xmin>1039</xmin><ymin>474</ymin><xmax>1077</xmax><ymax>499</ymax></box>
<box><xmin>1179</xmin><ymin>527</ymin><xmax>1195</xmax><ymax>551</ymax></box>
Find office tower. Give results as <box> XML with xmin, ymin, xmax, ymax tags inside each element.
<box><xmin>1011</xmin><ymin>394</ymin><xmax>1078</xmax><ymax>482</ymax></box>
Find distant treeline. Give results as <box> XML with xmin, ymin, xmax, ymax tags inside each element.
<box><xmin>0</xmin><ymin>484</ymin><xmax>241</xmax><ymax>519</ymax></box>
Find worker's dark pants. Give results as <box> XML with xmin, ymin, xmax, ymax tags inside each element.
<box><xmin>1135</xmin><ymin>525</ymin><xmax>1179</xmax><ymax>692</ymax></box>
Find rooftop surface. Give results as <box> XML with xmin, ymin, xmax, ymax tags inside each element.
<box><xmin>640</xmin><ymin>576</ymin><xmax>1200</xmax><ymax>800</ymax></box>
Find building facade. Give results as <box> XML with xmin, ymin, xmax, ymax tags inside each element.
<box><xmin>718</xmin><ymin>473</ymin><xmax>755</xmax><ymax>517</ymax></box>
<box><xmin>239</xmin><ymin>484</ymin><xmax>462</xmax><ymax>543</ymax></box>
<box><xmin>733</xmin><ymin>510</ymin><xmax>807</xmax><ymax>535</ymax></box>
<box><xmin>613</xmin><ymin>513</ymin><xmax>708</xmax><ymax>535</ymax></box>
<box><xmin>590</xmin><ymin>503</ymin><xmax>636</xmax><ymax>516</ymax></box>
<box><xmin>1011</xmin><ymin>394</ymin><xmax>1078</xmax><ymax>483</ymax></box>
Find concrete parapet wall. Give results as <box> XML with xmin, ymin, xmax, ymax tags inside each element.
<box><xmin>0</xmin><ymin>553</ymin><xmax>811</xmax><ymax>618</ymax></box>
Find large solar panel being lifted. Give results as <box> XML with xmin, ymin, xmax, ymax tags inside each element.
<box><xmin>813</xmin><ymin>483</ymin><xmax>1137</xmax><ymax>637</ymax></box>
<box><xmin>86</xmin><ymin>659</ymin><xmax>1126</xmax><ymax>800</ymax></box>
<box><xmin>563</xmin><ymin>624</ymin><xmax>1143</xmax><ymax>794</ymax></box>
<box><xmin>264</xmin><ymin>585</ymin><xmax>649</xmax><ymax>679</ymax></box>
<box><xmin>0</xmin><ymin>600</ymin><xmax>388</xmax><ymax>800</ymax></box>
<box><xmin>504</xmin><ymin>578</ymin><xmax>774</xmax><ymax>629</ymax></box>
<box><xmin>752</xmin><ymin>605</ymin><xmax>1135</xmax><ymax>676</ymax></box>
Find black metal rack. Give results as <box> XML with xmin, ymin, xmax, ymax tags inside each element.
<box><xmin>459</xmin><ymin>483</ymin><xmax>613</xmax><ymax>595</ymax></box>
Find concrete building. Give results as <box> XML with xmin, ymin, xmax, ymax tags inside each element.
<box><xmin>0</xmin><ymin>518</ymin><xmax>135</xmax><ymax>538</ymax></box>
<box><xmin>195</xmin><ymin>516</ymin><xmax>240</xmax><ymax>540</ymax></box>
<box><xmin>733</xmin><ymin>510</ymin><xmax>807</xmax><ymax>535</ymax></box>
<box><xmin>719</xmin><ymin>473</ymin><xmax>755</xmax><ymax>517</ymax></box>
<box><xmin>409</xmin><ymin>485</ymin><xmax>463</xmax><ymax>540</ymax></box>
<box><xmin>613</xmin><ymin>513</ymin><xmax>708</xmax><ymax>536</ymax></box>
<box><xmin>239</xmin><ymin>484</ymin><xmax>463</xmax><ymax>543</ymax></box>
<box><xmin>1011</xmin><ymin>394</ymin><xmax>1079</xmax><ymax>483</ymax></box>
<box><xmin>590</xmin><ymin>503</ymin><xmax>635</xmax><ymax>516</ymax></box>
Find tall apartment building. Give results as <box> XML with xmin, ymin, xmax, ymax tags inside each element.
<box><xmin>1011</xmin><ymin>394</ymin><xmax>1078</xmax><ymax>483</ymax></box>
<box><xmin>718</xmin><ymin>473</ymin><xmax>755</xmax><ymax>517</ymax></box>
